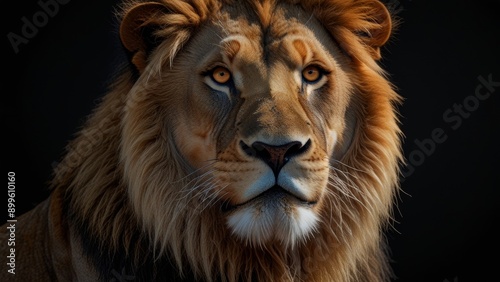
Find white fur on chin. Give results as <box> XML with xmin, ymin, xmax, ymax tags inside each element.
<box><xmin>227</xmin><ymin>202</ymin><xmax>319</xmax><ymax>248</ymax></box>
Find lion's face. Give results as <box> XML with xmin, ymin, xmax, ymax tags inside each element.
<box><xmin>149</xmin><ymin>4</ymin><xmax>353</xmax><ymax>247</ymax></box>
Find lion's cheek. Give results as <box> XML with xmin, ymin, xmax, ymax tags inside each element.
<box><xmin>174</xmin><ymin>126</ymin><xmax>216</xmax><ymax>169</ymax></box>
<box><xmin>324</xmin><ymin>129</ymin><xmax>338</xmax><ymax>156</ymax></box>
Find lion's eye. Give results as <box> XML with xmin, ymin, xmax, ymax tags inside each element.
<box><xmin>302</xmin><ymin>65</ymin><xmax>322</xmax><ymax>83</ymax></box>
<box><xmin>211</xmin><ymin>67</ymin><xmax>232</xmax><ymax>84</ymax></box>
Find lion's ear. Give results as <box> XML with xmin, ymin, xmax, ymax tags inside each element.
<box><xmin>358</xmin><ymin>1</ymin><xmax>392</xmax><ymax>60</ymax></box>
<box><xmin>120</xmin><ymin>2</ymin><xmax>166</xmax><ymax>72</ymax></box>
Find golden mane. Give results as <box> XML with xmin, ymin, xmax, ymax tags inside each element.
<box><xmin>48</xmin><ymin>0</ymin><xmax>402</xmax><ymax>281</ymax></box>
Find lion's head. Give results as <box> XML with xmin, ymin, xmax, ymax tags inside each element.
<box><xmin>53</xmin><ymin>0</ymin><xmax>402</xmax><ymax>281</ymax></box>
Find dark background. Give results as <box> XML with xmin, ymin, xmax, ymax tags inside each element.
<box><xmin>3</xmin><ymin>0</ymin><xmax>500</xmax><ymax>281</ymax></box>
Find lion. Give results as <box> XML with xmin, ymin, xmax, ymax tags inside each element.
<box><xmin>1</xmin><ymin>0</ymin><xmax>402</xmax><ymax>281</ymax></box>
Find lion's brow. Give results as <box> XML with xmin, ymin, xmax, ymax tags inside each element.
<box><xmin>220</xmin><ymin>37</ymin><xmax>242</xmax><ymax>63</ymax></box>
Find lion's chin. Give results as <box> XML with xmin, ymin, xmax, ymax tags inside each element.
<box><xmin>225</xmin><ymin>187</ymin><xmax>319</xmax><ymax>247</ymax></box>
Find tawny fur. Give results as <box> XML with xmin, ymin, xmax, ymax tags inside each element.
<box><xmin>3</xmin><ymin>1</ymin><xmax>402</xmax><ymax>281</ymax></box>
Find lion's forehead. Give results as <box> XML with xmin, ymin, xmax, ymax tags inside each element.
<box><xmin>212</xmin><ymin>3</ymin><xmax>331</xmax><ymax>68</ymax></box>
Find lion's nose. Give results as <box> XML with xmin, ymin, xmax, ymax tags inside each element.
<box><xmin>240</xmin><ymin>140</ymin><xmax>311</xmax><ymax>176</ymax></box>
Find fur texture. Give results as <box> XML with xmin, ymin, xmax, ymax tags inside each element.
<box><xmin>1</xmin><ymin>1</ymin><xmax>402</xmax><ymax>281</ymax></box>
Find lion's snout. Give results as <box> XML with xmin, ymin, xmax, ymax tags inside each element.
<box><xmin>239</xmin><ymin>139</ymin><xmax>310</xmax><ymax>176</ymax></box>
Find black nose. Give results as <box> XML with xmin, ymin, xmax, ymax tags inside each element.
<box><xmin>240</xmin><ymin>140</ymin><xmax>311</xmax><ymax>176</ymax></box>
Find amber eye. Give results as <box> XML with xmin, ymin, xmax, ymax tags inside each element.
<box><xmin>302</xmin><ymin>65</ymin><xmax>322</xmax><ymax>83</ymax></box>
<box><xmin>211</xmin><ymin>66</ymin><xmax>232</xmax><ymax>84</ymax></box>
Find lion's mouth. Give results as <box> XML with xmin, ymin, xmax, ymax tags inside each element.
<box><xmin>221</xmin><ymin>185</ymin><xmax>317</xmax><ymax>212</ymax></box>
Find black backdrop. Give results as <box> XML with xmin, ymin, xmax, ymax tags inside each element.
<box><xmin>3</xmin><ymin>0</ymin><xmax>500</xmax><ymax>281</ymax></box>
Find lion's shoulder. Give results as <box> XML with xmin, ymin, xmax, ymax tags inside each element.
<box><xmin>1</xmin><ymin>197</ymin><xmax>55</xmax><ymax>280</ymax></box>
